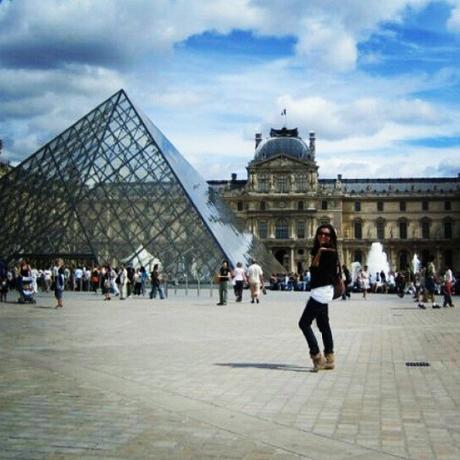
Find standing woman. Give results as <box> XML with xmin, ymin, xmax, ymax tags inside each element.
<box><xmin>298</xmin><ymin>224</ymin><xmax>339</xmax><ymax>372</ymax></box>
<box><xmin>216</xmin><ymin>260</ymin><xmax>231</xmax><ymax>306</ymax></box>
<box><xmin>54</xmin><ymin>266</ymin><xmax>65</xmax><ymax>309</ymax></box>
<box><xmin>359</xmin><ymin>266</ymin><xmax>370</xmax><ymax>299</ymax></box>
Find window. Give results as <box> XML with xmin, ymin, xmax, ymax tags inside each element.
<box><xmin>444</xmin><ymin>221</ymin><xmax>452</xmax><ymax>239</ymax></box>
<box><xmin>445</xmin><ymin>201</ymin><xmax>451</xmax><ymax>211</ymax></box>
<box><xmin>258</xmin><ymin>177</ymin><xmax>269</xmax><ymax>193</ymax></box>
<box><xmin>399</xmin><ymin>201</ymin><xmax>406</xmax><ymax>211</ymax></box>
<box><xmin>258</xmin><ymin>221</ymin><xmax>268</xmax><ymax>239</ymax></box>
<box><xmin>422</xmin><ymin>220</ymin><xmax>430</xmax><ymax>239</ymax></box>
<box><xmin>237</xmin><ymin>201</ymin><xmax>243</xmax><ymax>211</ymax></box>
<box><xmin>399</xmin><ymin>221</ymin><xmax>407</xmax><ymax>239</ymax></box>
<box><xmin>321</xmin><ymin>200</ymin><xmax>328</xmax><ymax>210</ymax></box>
<box><xmin>444</xmin><ymin>250</ymin><xmax>453</xmax><ymax>269</ymax></box>
<box><xmin>296</xmin><ymin>175</ymin><xmax>307</xmax><ymax>192</ymax></box>
<box><xmin>296</xmin><ymin>221</ymin><xmax>305</xmax><ymax>239</ymax></box>
<box><xmin>422</xmin><ymin>250</ymin><xmax>430</xmax><ymax>266</ymax></box>
<box><xmin>260</xmin><ymin>201</ymin><xmax>266</xmax><ymax>211</ymax></box>
<box><xmin>354</xmin><ymin>250</ymin><xmax>362</xmax><ymax>264</ymax></box>
<box><xmin>275</xmin><ymin>219</ymin><xmax>289</xmax><ymax>239</ymax></box>
<box><xmin>422</xmin><ymin>200</ymin><xmax>429</xmax><ymax>211</ymax></box>
<box><xmin>297</xmin><ymin>201</ymin><xmax>304</xmax><ymax>211</ymax></box>
<box><xmin>399</xmin><ymin>250</ymin><xmax>409</xmax><ymax>271</ymax></box>
<box><xmin>354</xmin><ymin>201</ymin><xmax>361</xmax><ymax>212</ymax></box>
<box><xmin>377</xmin><ymin>201</ymin><xmax>384</xmax><ymax>212</ymax></box>
<box><xmin>376</xmin><ymin>220</ymin><xmax>385</xmax><ymax>240</ymax></box>
<box><xmin>276</xmin><ymin>176</ymin><xmax>288</xmax><ymax>193</ymax></box>
<box><xmin>354</xmin><ymin>221</ymin><xmax>362</xmax><ymax>239</ymax></box>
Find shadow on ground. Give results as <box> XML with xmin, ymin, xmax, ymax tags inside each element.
<box><xmin>214</xmin><ymin>362</ymin><xmax>310</xmax><ymax>372</ymax></box>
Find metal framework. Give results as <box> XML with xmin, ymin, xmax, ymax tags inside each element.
<box><xmin>0</xmin><ymin>90</ymin><xmax>282</xmax><ymax>279</ymax></box>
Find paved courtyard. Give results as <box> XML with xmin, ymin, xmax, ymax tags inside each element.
<box><xmin>0</xmin><ymin>289</ymin><xmax>459</xmax><ymax>459</ymax></box>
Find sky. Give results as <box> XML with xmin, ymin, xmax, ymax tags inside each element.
<box><xmin>1</xmin><ymin>0</ymin><xmax>460</xmax><ymax>180</ymax></box>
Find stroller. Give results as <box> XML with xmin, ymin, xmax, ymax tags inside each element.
<box><xmin>18</xmin><ymin>276</ymin><xmax>37</xmax><ymax>304</ymax></box>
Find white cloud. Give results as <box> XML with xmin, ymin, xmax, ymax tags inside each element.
<box><xmin>1</xmin><ymin>0</ymin><xmax>460</xmax><ymax>181</ymax></box>
<box><xmin>447</xmin><ymin>6</ymin><xmax>460</xmax><ymax>31</ymax></box>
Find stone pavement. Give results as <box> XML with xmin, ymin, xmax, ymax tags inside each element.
<box><xmin>0</xmin><ymin>289</ymin><xmax>459</xmax><ymax>459</ymax></box>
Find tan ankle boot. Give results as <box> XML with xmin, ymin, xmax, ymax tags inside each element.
<box><xmin>324</xmin><ymin>353</ymin><xmax>335</xmax><ymax>370</ymax></box>
<box><xmin>310</xmin><ymin>353</ymin><xmax>325</xmax><ymax>372</ymax></box>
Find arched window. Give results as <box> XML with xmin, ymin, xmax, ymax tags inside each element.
<box><xmin>296</xmin><ymin>175</ymin><xmax>307</xmax><ymax>192</ymax></box>
<box><xmin>421</xmin><ymin>250</ymin><xmax>430</xmax><ymax>266</ymax></box>
<box><xmin>376</xmin><ymin>219</ymin><xmax>385</xmax><ymax>240</ymax></box>
<box><xmin>421</xmin><ymin>218</ymin><xmax>430</xmax><ymax>239</ymax></box>
<box><xmin>275</xmin><ymin>219</ymin><xmax>289</xmax><ymax>239</ymax></box>
<box><xmin>399</xmin><ymin>220</ymin><xmax>407</xmax><ymax>239</ymax></box>
<box><xmin>258</xmin><ymin>176</ymin><xmax>269</xmax><ymax>192</ymax></box>
<box><xmin>258</xmin><ymin>221</ymin><xmax>268</xmax><ymax>239</ymax></box>
<box><xmin>276</xmin><ymin>176</ymin><xmax>288</xmax><ymax>193</ymax></box>
<box><xmin>444</xmin><ymin>219</ymin><xmax>452</xmax><ymax>239</ymax></box>
<box><xmin>296</xmin><ymin>221</ymin><xmax>305</xmax><ymax>239</ymax></box>
<box><xmin>399</xmin><ymin>250</ymin><xmax>409</xmax><ymax>271</ymax></box>
<box><xmin>354</xmin><ymin>220</ymin><xmax>362</xmax><ymax>239</ymax></box>
<box><xmin>444</xmin><ymin>250</ymin><xmax>453</xmax><ymax>269</ymax></box>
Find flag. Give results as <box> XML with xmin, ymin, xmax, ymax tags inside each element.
<box><xmin>281</xmin><ymin>108</ymin><xmax>286</xmax><ymax>116</ymax></box>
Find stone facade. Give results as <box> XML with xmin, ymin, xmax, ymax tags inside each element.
<box><xmin>209</xmin><ymin>128</ymin><xmax>460</xmax><ymax>274</ymax></box>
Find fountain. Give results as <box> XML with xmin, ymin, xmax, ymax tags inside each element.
<box><xmin>412</xmin><ymin>254</ymin><xmax>421</xmax><ymax>274</ymax></box>
<box><xmin>350</xmin><ymin>261</ymin><xmax>362</xmax><ymax>283</ymax></box>
<box><xmin>365</xmin><ymin>242</ymin><xmax>390</xmax><ymax>279</ymax></box>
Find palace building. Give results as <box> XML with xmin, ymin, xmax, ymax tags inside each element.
<box><xmin>209</xmin><ymin>127</ymin><xmax>460</xmax><ymax>273</ymax></box>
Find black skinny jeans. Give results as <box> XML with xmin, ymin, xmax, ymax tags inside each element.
<box><xmin>298</xmin><ymin>296</ymin><xmax>334</xmax><ymax>356</ymax></box>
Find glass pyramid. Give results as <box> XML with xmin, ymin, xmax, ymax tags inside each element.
<box><xmin>0</xmin><ymin>89</ymin><xmax>282</xmax><ymax>280</ymax></box>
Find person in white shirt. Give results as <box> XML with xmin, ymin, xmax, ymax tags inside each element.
<box><xmin>246</xmin><ymin>259</ymin><xmax>264</xmax><ymax>304</ymax></box>
<box><xmin>232</xmin><ymin>262</ymin><xmax>247</xmax><ymax>302</ymax></box>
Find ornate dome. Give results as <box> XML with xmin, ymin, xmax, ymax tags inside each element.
<box><xmin>254</xmin><ymin>127</ymin><xmax>312</xmax><ymax>162</ymax></box>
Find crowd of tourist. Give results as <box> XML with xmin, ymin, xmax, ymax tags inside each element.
<box><xmin>0</xmin><ymin>256</ymin><xmax>456</xmax><ymax>309</ymax></box>
<box><xmin>267</xmin><ymin>262</ymin><xmax>456</xmax><ymax>308</ymax></box>
<box><xmin>0</xmin><ymin>259</ymin><xmax>169</xmax><ymax>304</ymax></box>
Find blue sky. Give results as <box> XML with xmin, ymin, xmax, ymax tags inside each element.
<box><xmin>1</xmin><ymin>0</ymin><xmax>460</xmax><ymax>179</ymax></box>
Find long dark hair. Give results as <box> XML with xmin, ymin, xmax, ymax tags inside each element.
<box><xmin>311</xmin><ymin>224</ymin><xmax>338</xmax><ymax>256</ymax></box>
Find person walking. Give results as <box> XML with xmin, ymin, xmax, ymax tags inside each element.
<box><xmin>54</xmin><ymin>266</ymin><xmax>65</xmax><ymax>309</ymax></box>
<box><xmin>442</xmin><ymin>267</ymin><xmax>455</xmax><ymax>308</ymax></box>
<box><xmin>298</xmin><ymin>224</ymin><xmax>339</xmax><ymax>372</ymax></box>
<box><xmin>150</xmin><ymin>264</ymin><xmax>165</xmax><ymax>300</ymax></box>
<box><xmin>216</xmin><ymin>260</ymin><xmax>231</xmax><ymax>305</ymax></box>
<box><xmin>232</xmin><ymin>262</ymin><xmax>246</xmax><ymax>302</ymax></box>
<box><xmin>246</xmin><ymin>259</ymin><xmax>264</xmax><ymax>304</ymax></box>
<box><xmin>425</xmin><ymin>256</ymin><xmax>441</xmax><ymax>309</ymax></box>
<box><xmin>341</xmin><ymin>264</ymin><xmax>352</xmax><ymax>300</ymax></box>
